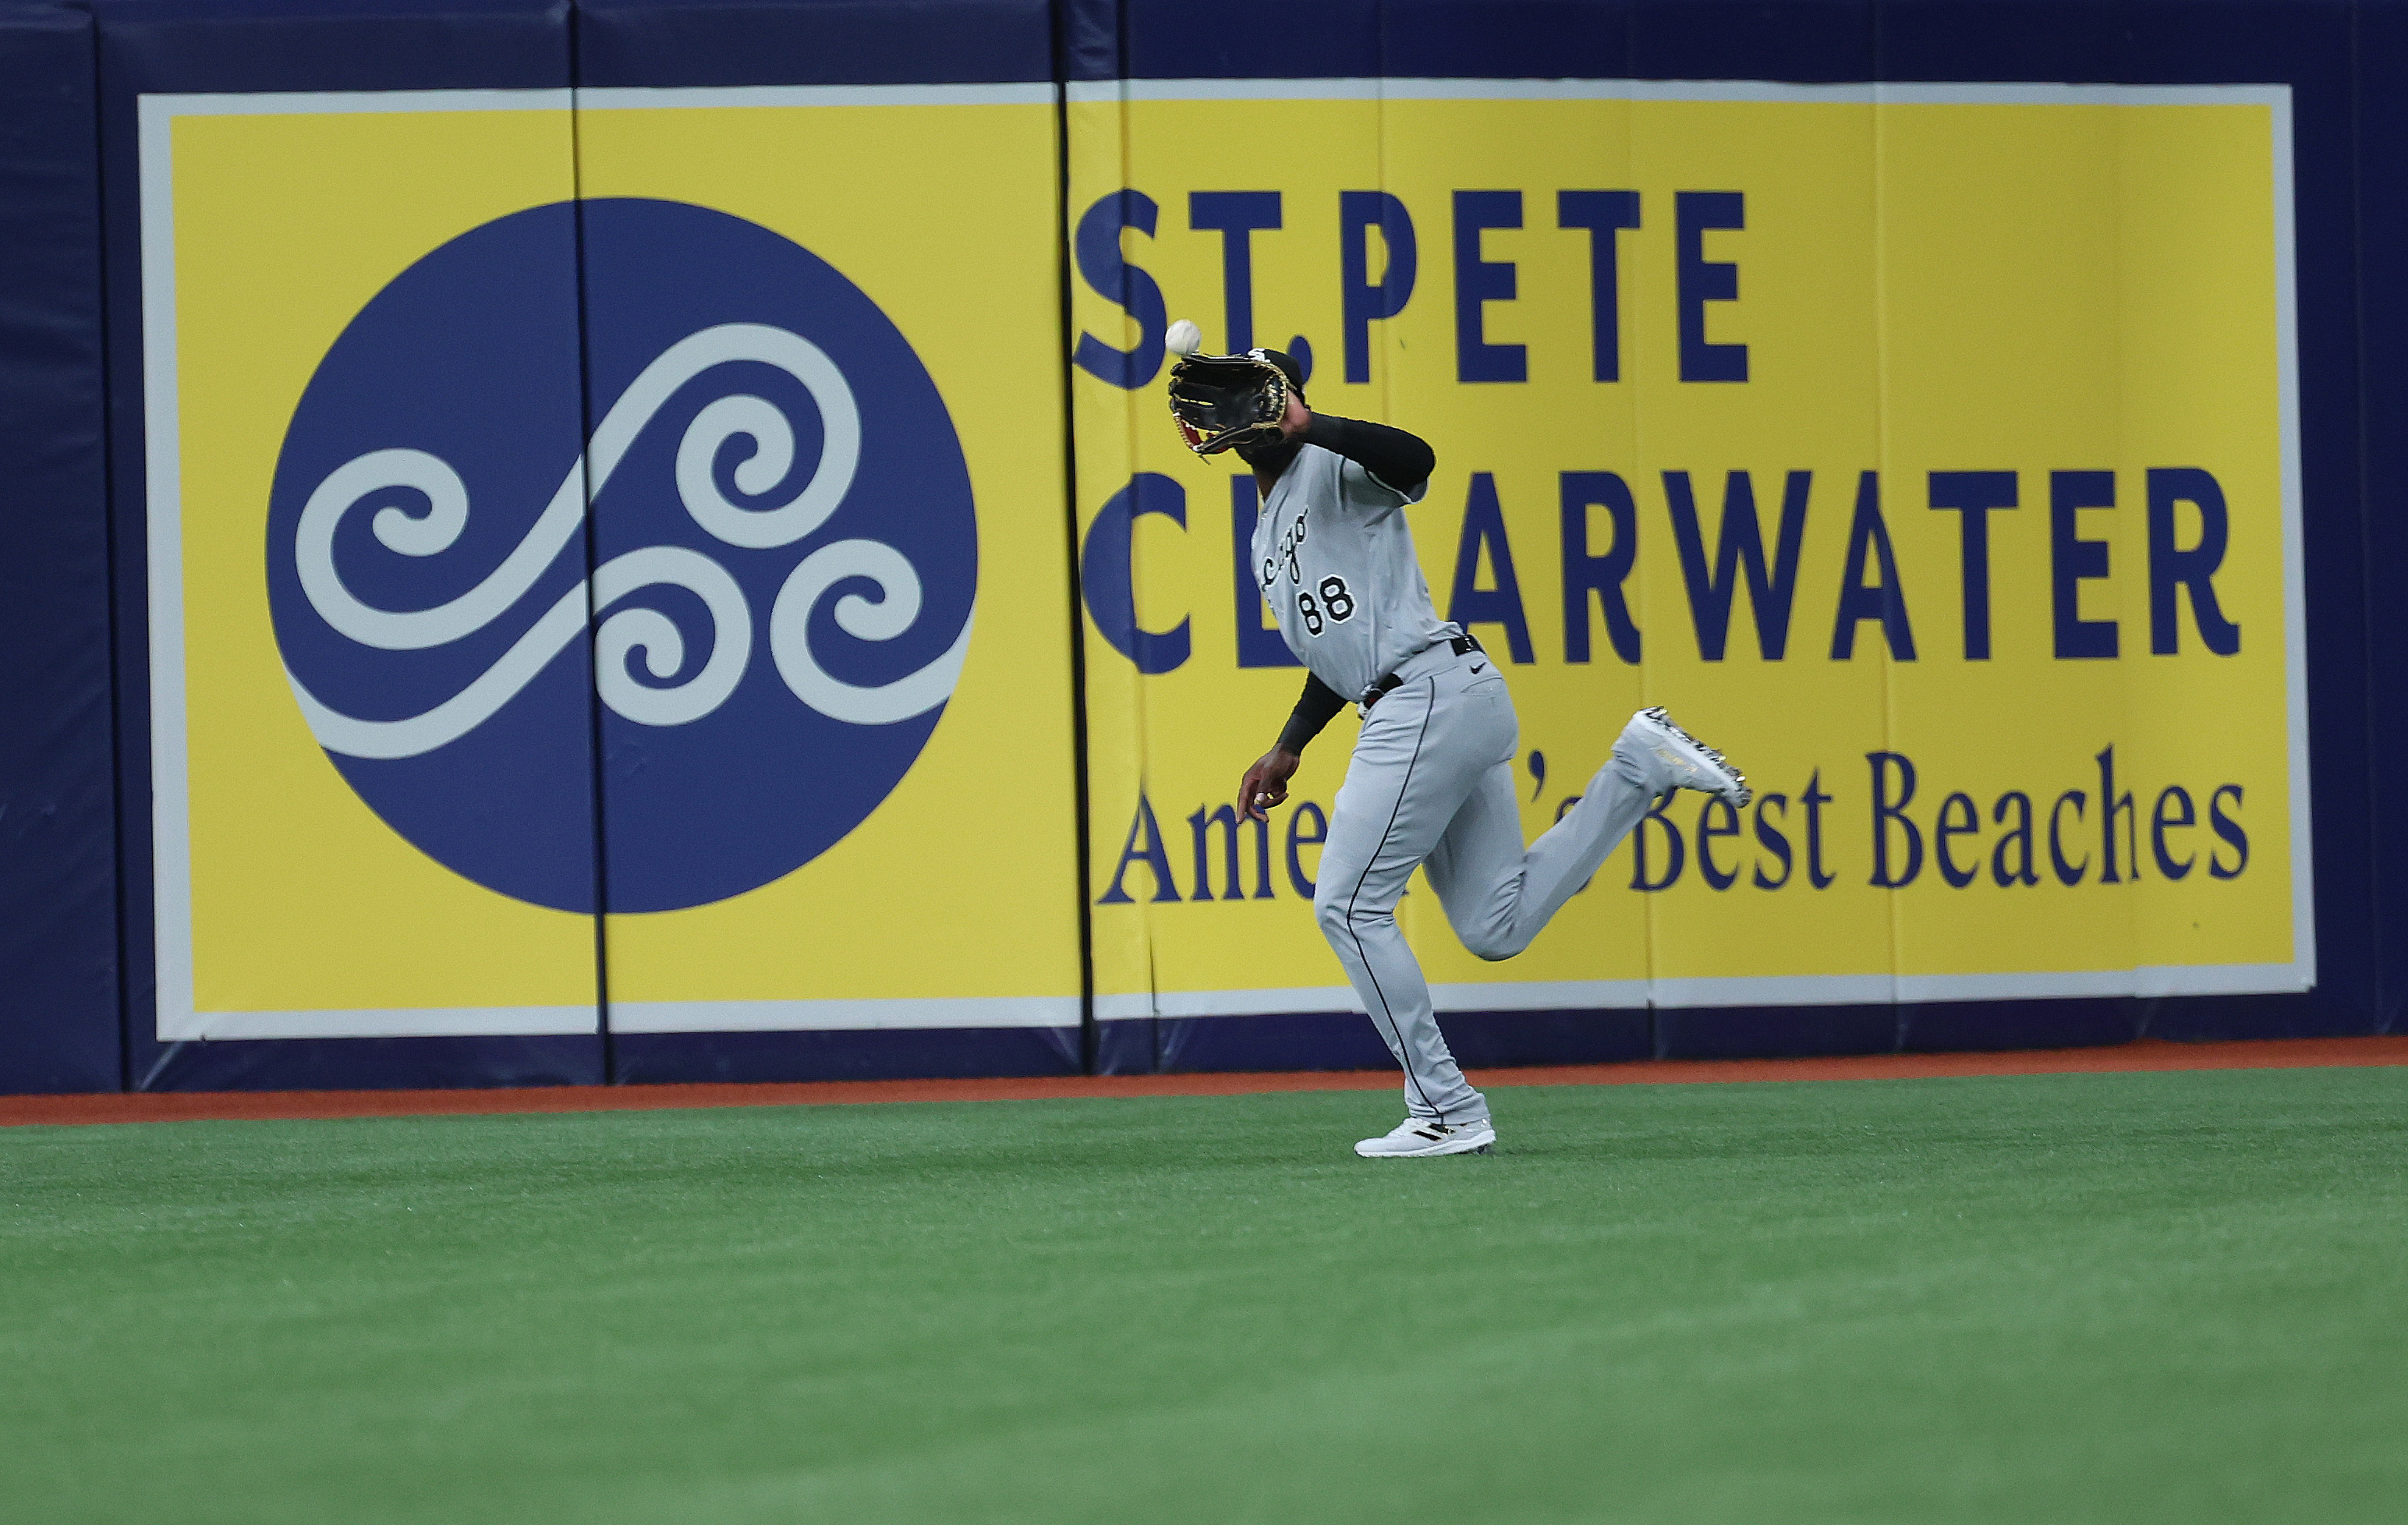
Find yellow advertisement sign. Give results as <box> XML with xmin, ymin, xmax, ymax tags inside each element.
<box><xmin>1067</xmin><ymin>83</ymin><xmax>2308</xmax><ymax>1023</ymax></box>
<box><xmin>145</xmin><ymin>87</ymin><xmax>1082</xmax><ymax>1039</ymax></box>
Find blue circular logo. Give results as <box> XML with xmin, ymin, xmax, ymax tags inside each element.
<box><xmin>267</xmin><ymin>200</ymin><xmax>978</xmax><ymax>912</ymax></box>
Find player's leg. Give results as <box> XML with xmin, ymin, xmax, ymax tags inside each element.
<box><xmin>1429</xmin><ymin>706</ymin><xmax>1745</xmax><ymax>961</ymax></box>
<box><xmin>1311</xmin><ymin>671</ymin><xmax>1505</xmax><ymax>1138</ymax></box>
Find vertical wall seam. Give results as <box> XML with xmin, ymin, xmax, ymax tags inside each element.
<box><xmin>1054</xmin><ymin>12</ymin><xmax>1100</xmax><ymax>1075</ymax></box>
<box><xmin>87</xmin><ymin>5</ymin><xmax>132</xmax><ymax>1092</ymax></box>
<box><xmin>566</xmin><ymin>12</ymin><xmax>616</xmax><ymax>1082</ymax></box>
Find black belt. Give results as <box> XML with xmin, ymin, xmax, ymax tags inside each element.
<box><xmin>1360</xmin><ymin>634</ymin><xmax>1482</xmax><ymax>710</ymax></box>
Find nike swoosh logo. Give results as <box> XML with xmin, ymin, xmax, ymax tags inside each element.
<box><xmin>1470</xmin><ymin>663</ymin><xmax>1488</xmax><ymax>674</ymax></box>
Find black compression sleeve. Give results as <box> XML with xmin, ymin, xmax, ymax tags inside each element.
<box><xmin>1276</xmin><ymin>671</ymin><xmax>1349</xmax><ymax>754</ymax></box>
<box><xmin>1298</xmin><ymin>413</ymin><xmax>1436</xmax><ymax>497</ymax></box>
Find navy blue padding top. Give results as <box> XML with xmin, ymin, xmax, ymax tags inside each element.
<box><xmin>101</xmin><ymin>0</ymin><xmax>558</xmax><ymax>19</ymax></box>
<box><xmin>1879</xmin><ymin>0</ymin><xmax>2343</xmax><ymax>83</ymax></box>
<box><xmin>575</xmin><ymin>0</ymin><xmax>1055</xmax><ymax>87</ymax></box>
<box><xmin>93</xmin><ymin>0</ymin><xmax>571</xmax><ymax>92</ymax></box>
<box><xmin>1066</xmin><ymin>0</ymin><xmax>1383</xmax><ymax>82</ymax></box>
<box><xmin>1629</xmin><ymin>0</ymin><xmax>1872</xmax><ymax>82</ymax></box>
<box><xmin>1383</xmin><ymin>0</ymin><xmax>1633</xmax><ymax>81</ymax></box>
<box><xmin>1065</xmin><ymin>0</ymin><xmax>2357</xmax><ymax>83</ymax></box>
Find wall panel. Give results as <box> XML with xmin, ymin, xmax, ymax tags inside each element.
<box><xmin>2</xmin><ymin>0</ymin><xmax>2399</xmax><ymax>1093</ymax></box>
<box><xmin>573</xmin><ymin>1</ymin><xmax>1084</xmax><ymax>1084</ymax></box>
<box><xmin>1066</xmin><ymin>0</ymin><xmax>2370</xmax><ymax>1080</ymax></box>
<box><xmin>98</xmin><ymin>0</ymin><xmax>604</xmax><ymax>1089</ymax></box>
<box><xmin>0</xmin><ymin>2</ymin><xmax>119</xmax><ymax>1094</ymax></box>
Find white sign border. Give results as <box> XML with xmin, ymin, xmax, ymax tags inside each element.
<box><xmin>142</xmin><ymin>79</ymin><xmax>2310</xmax><ymax>1039</ymax></box>
<box><xmin>139</xmin><ymin>85</ymin><xmax>1071</xmax><ymax>1041</ymax></box>
<box><xmin>1069</xmin><ymin>76</ymin><xmax>2315</xmax><ymax>1020</ymax></box>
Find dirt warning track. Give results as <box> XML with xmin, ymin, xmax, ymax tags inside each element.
<box><xmin>2</xmin><ymin>1035</ymin><xmax>2402</xmax><ymax>1128</ymax></box>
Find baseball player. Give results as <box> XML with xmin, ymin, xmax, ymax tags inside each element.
<box><xmin>1167</xmin><ymin>337</ymin><xmax>1750</xmax><ymax>1158</ymax></box>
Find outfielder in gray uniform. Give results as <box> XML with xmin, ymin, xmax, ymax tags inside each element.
<box><xmin>1178</xmin><ymin>344</ymin><xmax>1751</xmax><ymax>1159</ymax></box>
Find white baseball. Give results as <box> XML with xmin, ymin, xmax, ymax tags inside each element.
<box><xmin>1165</xmin><ymin>318</ymin><xmax>1203</xmax><ymax>357</ymax></box>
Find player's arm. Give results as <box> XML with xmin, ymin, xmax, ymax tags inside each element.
<box><xmin>1278</xmin><ymin>395</ymin><xmax>1435</xmax><ymax>498</ymax></box>
<box><xmin>1240</xmin><ymin>672</ymin><xmax>1348</xmax><ymax>822</ymax></box>
<box><xmin>1298</xmin><ymin>415</ymin><xmax>1434</xmax><ymax>497</ymax></box>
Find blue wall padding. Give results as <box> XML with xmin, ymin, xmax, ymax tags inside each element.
<box><xmin>0</xmin><ymin>2</ymin><xmax>120</xmax><ymax>1094</ymax></box>
<box><xmin>612</xmin><ymin>1027</ymin><xmax>1083</xmax><ymax>1086</ymax></box>
<box><xmin>1</xmin><ymin>0</ymin><xmax>2399</xmax><ymax>1090</ymax></box>
<box><xmin>1092</xmin><ymin>1009</ymin><xmax>1655</xmax><ymax>1078</ymax></box>
<box><xmin>2355</xmin><ymin>0</ymin><xmax>2408</xmax><ymax>1037</ymax></box>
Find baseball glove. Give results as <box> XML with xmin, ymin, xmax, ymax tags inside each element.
<box><xmin>1167</xmin><ymin>351</ymin><xmax>1289</xmax><ymax>455</ymax></box>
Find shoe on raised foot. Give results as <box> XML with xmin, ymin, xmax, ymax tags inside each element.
<box><xmin>1626</xmin><ymin>706</ymin><xmax>1751</xmax><ymax>808</ymax></box>
<box><xmin>1354</xmin><ymin>1116</ymin><xmax>1497</xmax><ymax>1158</ymax></box>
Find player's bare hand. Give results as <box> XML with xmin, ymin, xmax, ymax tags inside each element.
<box><xmin>1241</xmin><ymin>746</ymin><xmax>1301</xmax><ymax>822</ymax></box>
<box><xmin>1277</xmin><ymin>391</ymin><xmax>1311</xmax><ymax>441</ymax></box>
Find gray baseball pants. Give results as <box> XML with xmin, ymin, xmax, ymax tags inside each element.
<box><xmin>1312</xmin><ymin>642</ymin><xmax>1671</xmax><ymax>1124</ymax></box>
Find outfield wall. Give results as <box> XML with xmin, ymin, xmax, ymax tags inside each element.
<box><xmin>2</xmin><ymin>0</ymin><xmax>2402</xmax><ymax>1092</ymax></box>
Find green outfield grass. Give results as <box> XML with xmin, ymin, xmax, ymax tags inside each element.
<box><xmin>4</xmin><ymin>1067</ymin><xmax>2403</xmax><ymax>1523</ymax></box>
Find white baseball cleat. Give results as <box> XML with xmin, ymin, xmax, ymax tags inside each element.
<box><xmin>1354</xmin><ymin>1116</ymin><xmax>1497</xmax><ymax>1158</ymax></box>
<box><xmin>1626</xmin><ymin>706</ymin><xmax>1751</xmax><ymax>808</ymax></box>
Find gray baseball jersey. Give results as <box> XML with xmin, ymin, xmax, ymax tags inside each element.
<box><xmin>1249</xmin><ymin>433</ymin><xmax>1694</xmax><ymax>1133</ymax></box>
<box><xmin>1249</xmin><ymin>443</ymin><xmax>1456</xmax><ymax>699</ymax></box>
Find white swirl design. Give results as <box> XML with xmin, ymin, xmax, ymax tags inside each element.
<box><xmin>772</xmin><ymin>540</ymin><xmax>976</xmax><ymax>727</ymax></box>
<box><xmin>283</xmin><ymin>322</ymin><xmax>968</xmax><ymax>759</ymax></box>
<box><xmin>593</xmin><ymin>546</ymin><xmax>753</xmax><ymax>729</ymax></box>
